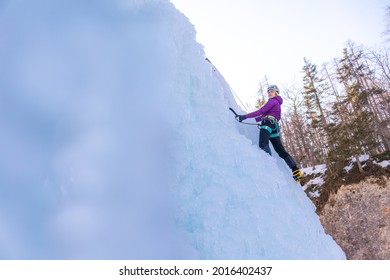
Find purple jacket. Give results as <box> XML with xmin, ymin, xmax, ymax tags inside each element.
<box><xmin>244</xmin><ymin>95</ymin><xmax>283</xmax><ymax>122</ymax></box>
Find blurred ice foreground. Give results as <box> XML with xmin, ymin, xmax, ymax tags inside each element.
<box><xmin>0</xmin><ymin>0</ymin><xmax>345</xmax><ymax>259</ymax></box>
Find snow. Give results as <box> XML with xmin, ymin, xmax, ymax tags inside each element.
<box><xmin>376</xmin><ymin>160</ymin><xmax>390</xmax><ymax>168</ymax></box>
<box><xmin>343</xmin><ymin>155</ymin><xmax>368</xmax><ymax>173</ymax></box>
<box><xmin>303</xmin><ymin>177</ymin><xmax>325</xmax><ymax>198</ymax></box>
<box><xmin>301</xmin><ymin>164</ymin><xmax>327</xmax><ymax>176</ymax></box>
<box><xmin>344</xmin><ymin>164</ymin><xmax>354</xmax><ymax>173</ymax></box>
<box><xmin>302</xmin><ymin>155</ymin><xmax>389</xmax><ymax>199</ymax></box>
<box><xmin>343</xmin><ymin>154</ymin><xmax>389</xmax><ymax>173</ymax></box>
<box><xmin>307</xmin><ymin>177</ymin><xmax>325</xmax><ymax>188</ymax></box>
<box><xmin>301</xmin><ymin>165</ymin><xmax>326</xmax><ymax>196</ymax></box>
<box><xmin>0</xmin><ymin>0</ymin><xmax>345</xmax><ymax>259</ymax></box>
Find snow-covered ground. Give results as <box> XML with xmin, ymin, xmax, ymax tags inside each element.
<box><xmin>0</xmin><ymin>0</ymin><xmax>344</xmax><ymax>259</ymax></box>
<box><xmin>376</xmin><ymin>160</ymin><xmax>390</xmax><ymax>168</ymax></box>
<box><xmin>301</xmin><ymin>156</ymin><xmax>390</xmax><ymax>198</ymax></box>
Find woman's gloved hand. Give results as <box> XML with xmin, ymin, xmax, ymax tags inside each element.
<box><xmin>237</xmin><ymin>115</ymin><xmax>247</xmax><ymax>122</ymax></box>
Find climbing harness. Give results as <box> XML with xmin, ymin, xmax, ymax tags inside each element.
<box><xmin>229</xmin><ymin>108</ymin><xmax>281</xmax><ymax>135</ymax></box>
<box><xmin>260</xmin><ymin>115</ymin><xmax>279</xmax><ymax>138</ymax></box>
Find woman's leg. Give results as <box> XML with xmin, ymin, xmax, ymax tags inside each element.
<box><xmin>270</xmin><ymin>137</ymin><xmax>302</xmax><ymax>181</ymax></box>
<box><xmin>270</xmin><ymin>137</ymin><xmax>298</xmax><ymax>170</ymax></box>
<box><xmin>259</xmin><ymin>128</ymin><xmax>272</xmax><ymax>155</ymax></box>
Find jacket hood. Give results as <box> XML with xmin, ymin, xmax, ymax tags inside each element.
<box><xmin>273</xmin><ymin>95</ymin><xmax>283</xmax><ymax>105</ymax></box>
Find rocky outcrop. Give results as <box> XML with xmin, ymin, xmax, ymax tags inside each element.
<box><xmin>319</xmin><ymin>176</ymin><xmax>390</xmax><ymax>259</ymax></box>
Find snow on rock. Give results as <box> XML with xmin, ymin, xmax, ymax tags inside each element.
<box><xmin>375</xmin><ymin>160</ymin><xmax>390</xmax><ymax>168</ymax></box>
<box><xmin>301</xmin><ymin>164</ymin><xmax>327</xmax><ymax>176</ymax></box>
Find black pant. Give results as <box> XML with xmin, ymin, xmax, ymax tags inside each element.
<box><xmin>259</xmin><ymin>120</ymin><xmax>297</xmax><ymax>171</ymax></box>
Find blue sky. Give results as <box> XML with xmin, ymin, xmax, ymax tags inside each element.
<box><xmin>170</xmin><ymin>0</ymin><xmax>389</xmax><ymax>107</ymax></box>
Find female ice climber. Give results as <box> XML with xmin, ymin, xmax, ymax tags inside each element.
<box><xmin>237</xmin><ymin>85</ymin><xmax>303</xmax><ymax>182</ymax></box>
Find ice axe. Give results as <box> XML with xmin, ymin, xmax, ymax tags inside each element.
<box><xmin>229</xmin><ymin>107</ymin><xmax>259</xmax><ymax>126</ymax></box>
<box><xmin>229</xmin><ymin>107</ymin><xmax>239</xmax><ymax>119</ymax></box>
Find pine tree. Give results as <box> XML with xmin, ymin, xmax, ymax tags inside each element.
<box><xmin>329</xmin><ymin>45</ymin><xmax>377</xmax><ymax>174</ymax></box>
<box><xmin>345</xmin><ymin>43</ymin><xmax>389</xmax><ymax>153</ymax></box>
<box><xmin>302</xmin><ymin>58</ymin><xmax>328</xmax><ymax>127</ymax></box>
<box><xmin>254</xmin><ymin>98</ymin><xmax>265</xmax><ymax>109</ymax></box>
<box><xmin>301</xmin><ymin>58</ymin><xmax>329</xmax><ymax>163</ymax></box>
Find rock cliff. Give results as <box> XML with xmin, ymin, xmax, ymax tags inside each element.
<box><xmin>319</xmin><ymin>176</ymin><xmax>390</xmax><ymax>259</ymax></box>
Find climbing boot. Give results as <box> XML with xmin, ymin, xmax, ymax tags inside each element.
<box><xmin>292</xmin><ymin>169</ymin><xmax>303</xmax><ymax>182</ymax></box>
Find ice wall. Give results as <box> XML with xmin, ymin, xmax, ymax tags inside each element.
<box><xmin>0</xmin><ymin>0</ymin><xmax>345</xmax><ymax>259</ymax></box>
